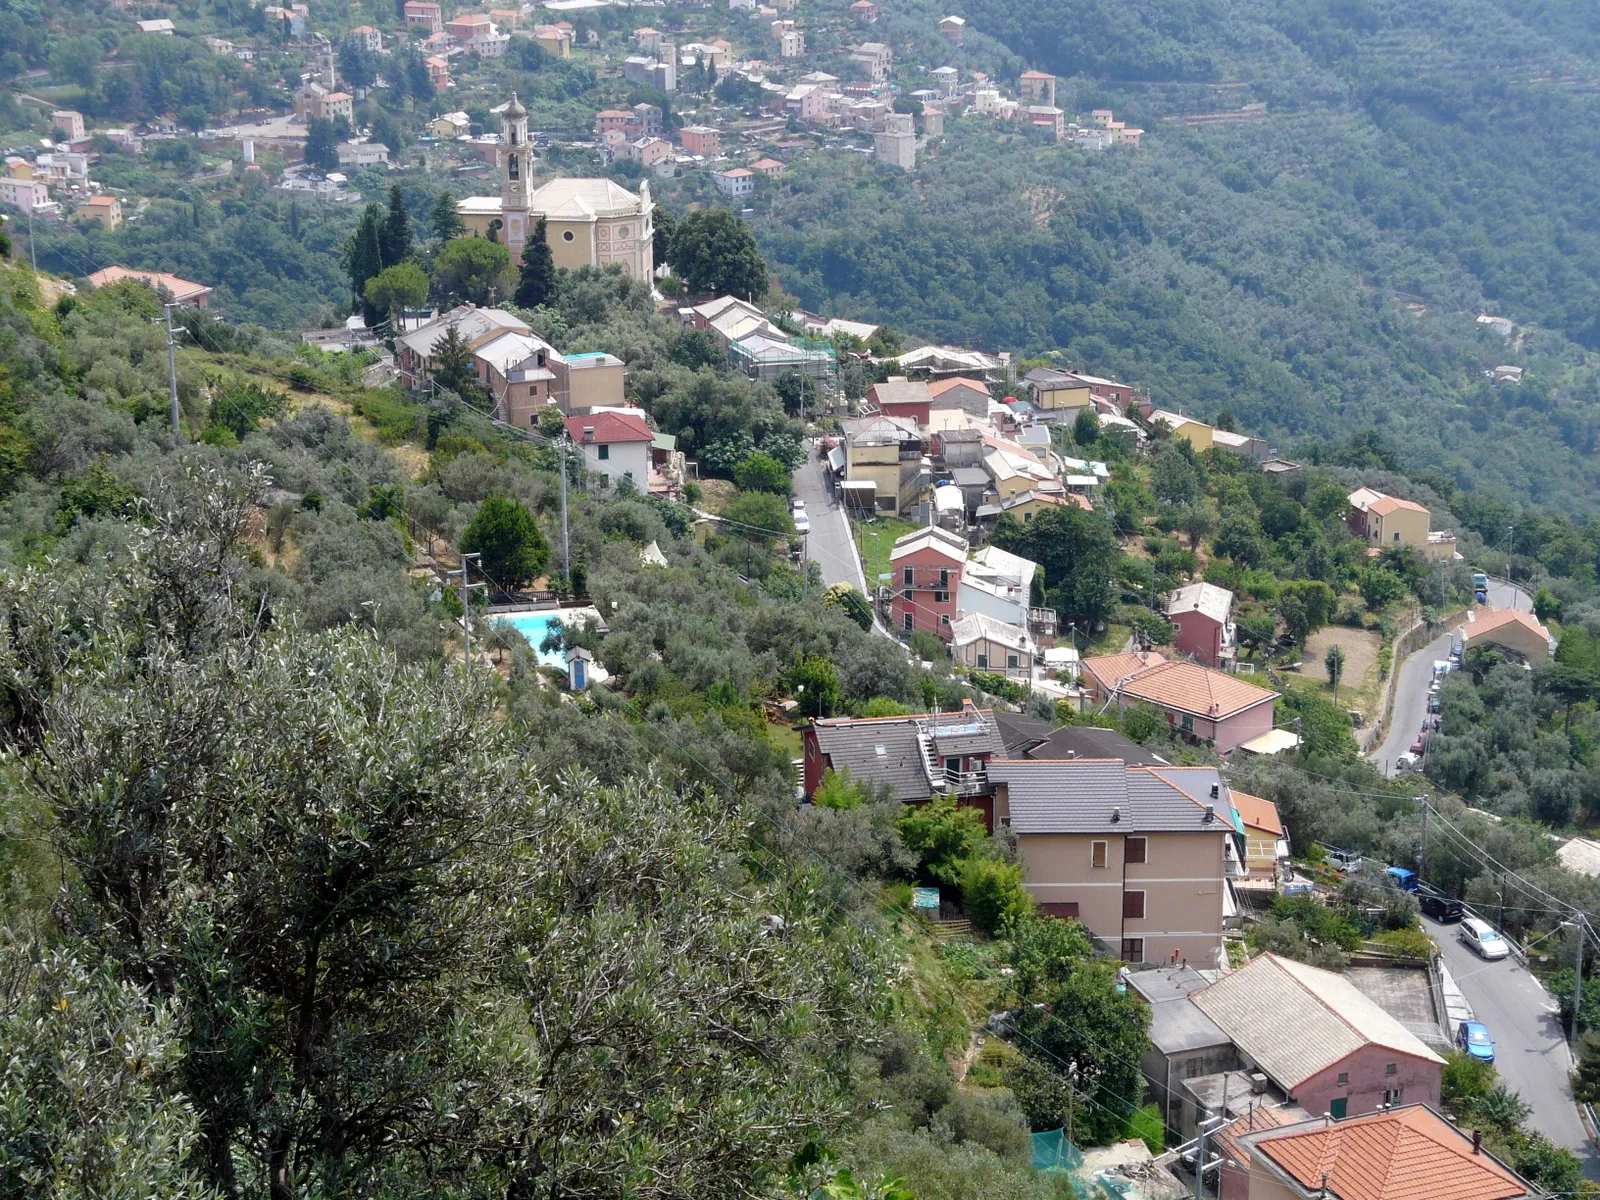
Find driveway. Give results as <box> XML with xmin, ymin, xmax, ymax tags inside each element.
<box><xmin>1369</xmin><ymin>580</ymin><xmax>1530</xmax><ymax>776</ymax></box>
<box><xmin>1427</xmin><ymin>914</ymin><xmax>1599</xmax><ymax>1176</ymax></box>
<box><xmin>795</xmin><ymin>449</ymin><xmax>866</xmax><ymax>593</ymax></box>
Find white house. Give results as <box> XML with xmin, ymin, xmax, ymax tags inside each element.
<box><xmin>713</xmin><ymin>167</ymin><xmax>755</xmax><ymax>198</ymax></box>
<box><xmin>958</xmin><ymin>544</ymin><xmax>1038</xmax><ymax>628</ymax></box>
<box><xmin>951</xmin><ymin>611</ymin><xmax>1033</xmax><ymax>680</ymax></box>
<box><xmin>337</xmin><ymin>141</ymin><xmax>392</xmax><ymax>168</ymax></box>
<box><xmin>564</xmin><ymin>411</ymin><xmax>654</xmax><ymax>491</ymax></box>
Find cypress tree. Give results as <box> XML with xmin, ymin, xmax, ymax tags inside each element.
<box><xmin>430</xmin><ymin>191</ymin><xmax>465</xmax><ymax>241</ymax></box>
<box><xmin>381</xmin><ymin>184</ymin><xmax>412</xmax><ymax>267</ymax></box>
<box><xmin>342</xmin><ymin>203</ymin><xmax>386</xmax><ymax>324</ymax></box>
<box><xmin>514</xmin><ymin>218</ymin><xmax>557</xmax><ymax>308</ymax></box>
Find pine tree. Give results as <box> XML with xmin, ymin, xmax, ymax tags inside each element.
<box><xmin>381</xmin><ymin>184</ymin><xmax>412</xmax><ymax>267</ymax></box>
<box><xmin>304</xmin><ymin>117</ymin><xmax>339</xmax><ymax>172</ymax></box>
<box><xmin>432</xmin><ymin>325</ymin><xmax>481</xmax><ymax>398</ymax></box>
<box><xmin>342</xmin><ymin>204</ymin><xmax>386</xmax><ymax>323</ymax></box>
<box><xmin>514</xmin><ymin>218</ymin><xmax>557</xmax><ymax>308</ymax></box>
<box><xmin>430</xmin><ymin>191</ymin><xmax>465</xmax><ymax>241</ymax></box>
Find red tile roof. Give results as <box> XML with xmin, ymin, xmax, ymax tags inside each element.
<box><xmin>1230</xmin><ymin>789</ymin><xmax>1283</xmax><ymax>836</ymax></box>
<box><xmin>1250</xmin><ymin>1107</ymin><xmax>1530</xmax><ymax>1200</ymax></box>
<box><xmin>565</xmin><ymin>411</ymin><xmax>653</xmax><ymax>444</ymax></box>
<box><xmin>86</xmin><ymin>266</ymin><xmax>211</xmax><ymax>302</ymax></box>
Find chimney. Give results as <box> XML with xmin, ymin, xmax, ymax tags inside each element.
<box><xmin>1472</xmin><ymin>1130</ymin><xmax>1481</xmax><ymax>1155</ymax></box>
<box><xmin>1210</xmin><ymin>782</ymin><xmax>1220</xmax><ymax>799</ymax></box>
<box><xmin>582</xmin><ymin>425</ymin><xmax>595</xmax><ymax>442</ymax></box>
<box><xmin>1110</xmin><ymin>806</ymin><xmax>1121</xmax><ymax>823</ymax></box>
<box><xmin>1204</xmin><ymin>804</ymin><xmax>1215</xmax><ymax>823</ymax></box>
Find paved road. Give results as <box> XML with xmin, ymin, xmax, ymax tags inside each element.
<box><xmin>795</xmin><ymin>450</ymin><xmax>867</xmax><ymax>593</ymax></box>
<box><xmin>1427</xmin><ymin>914</ymin><xmax>1599</xmax><ymax>1175</ymax></box>
<box><xmin>1370</xmin><ymin>580</ymin><xmax>1529</xmax><ymax>776</ymax></box>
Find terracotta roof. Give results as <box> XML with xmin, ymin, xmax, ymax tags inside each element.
<box><xmin>1081</xmin><ymin>650</ymin><xmax>1168</xmax><ymax>692</ymax></box>
<box><xmin>85</xmin><ymin>266</ymin><xmax>211</xmax><ymax>302</ymax></box>
<box><xmin>596</xmin><ymin>109</ymin><xmax>633</xmax><ymax>118</ymax></box>
<box><xmin>1114</xmin><ymin>659</ymin><xmax>1276</xmax><ymax>720</ymax></box>
<box><xmin>1020</xmin><ymin>69</ymin><xmax>1054</xmax><ymax>79</ymax></box>
<box><xmin>1229</xmin><ymin>789</ymin><xmax>1283</xmax><ymax>837</ymax></box>
<box><xmin>84</xmin><ymin>195</ymin><xmax>120</xmax><ymax>206</ymax></box>
<box><xmin>1369</xmin><ymin>494</ymin><xmax>1428</xmax><ymax>516</ymax></box>
<box><xmin>1246</xmin><ymin>1106</ymin><xmax>1530</xmax><ymax>1200</ymax></box>
<box><xmin>889</xmin><ymin>525</ymin><xmax>967</xmax><ymax>564</ymax></box>
<box><xmin>565</xmin><ymin>411</ymin><xmax>653</xmax><ymax>444</ymax></box>
<box><xmin>928</xmin><ymin>376</ymin><xmax>989</xmax><ymax>397</ymax></box>
<box><xmin>1212</xmin><ymin>1103</ymin><xmax>1301</xmax><ymax>1176</ymax></box>
<box><xmin>1466</xmin><ymin>607</ymin><xmax>1552</xmax><ymax>643</ymax></box>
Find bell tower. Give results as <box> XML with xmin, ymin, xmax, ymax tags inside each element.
<box><xmin>499</xmin><ymin>93</ymin><xmax>532</xmax><ymax>261</ymax></box>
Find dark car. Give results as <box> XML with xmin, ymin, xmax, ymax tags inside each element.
<box><xmin>1419</xmin><ymin>890</ymin><xmax>1464</xmax><ymax>922</ymax></box>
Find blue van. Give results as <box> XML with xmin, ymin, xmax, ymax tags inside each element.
<box><xmin>1386</xmin><ymin>866</ymin><xmax>1419</xmax><ymax>893</ymax></box>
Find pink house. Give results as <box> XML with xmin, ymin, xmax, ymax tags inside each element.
<box><xmin>1079</xmin><ymin>652</ymin><xmax>1275</xmax><ymax>754</ymax></box>
<box><xmin>1190</xmin><ymin>954</ymin><xmax>1443</xmax><ymax>1120</ymax></box>
<box><xmin>1166</xmin><ymin>581</ymin><xmax>1234</xmax><ymax>666</ymax></box>
<box><xmin>679</xmin><ymin>125</ymin><xmax>721</xmax><ymax>156</ymax></box>
<box><xmin>890</xmin><ymin>526</ymin><xmax>966</xmax><ymax>640</ymax></box>
<box><xmin>868</xmin><ymin>378</ymin><xmax>932</xmax><ymax>427</ymax></box>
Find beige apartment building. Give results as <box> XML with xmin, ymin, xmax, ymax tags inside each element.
<box><xmin>986</xmin><ymin>760</ymin><xmax>1242</xmax><ymax>967</ymax></box>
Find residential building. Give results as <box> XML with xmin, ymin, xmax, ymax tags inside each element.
<box><xmin>0</xmin><ymin>178</ymin><xmax>51</xmax><ymax>213</ymax></box>
<box><xmin>938</xmin><ymin>14</ymin><xmax>966</xmax><ymax>42</ymax></box>
<box><xmin>1079</xmin><ymin>652</ymin><xmax>1277</xmax><ymax>754</ymax></box>
<box><xmin>337</xmin><ymin>141</ymin><xmax>391</xmax><ymax>168</ymax></box>
<box><xmin>1023</xmin><ymin>367</ymin><xmax>1093</xmax><ymax>415</ymax></box>
<box><xmin>927</xmin><ymin>376</ymin><xmax>989</xmax><ymax>417</ymax></box>
<box><xmin>975</xmin><ymin>489</ymin><xmax>1087</xmax><ymax>526</ymax></box>
<box><xmin>347</xmin><ymin>25</ymin><xmax>383</xmax><ymax>51</ymax></box>
<box><xmin>1212</xmin><ymin>428</ymin><xmax>1269</xmax><ymax>462</ymax></box>
<box><xmin>490</xmin><ymin>8</ymin><xmax>522</xmax><ymax>28</ymax></box>
<box><xmin>395</xmin><ymin>305</ymin><xmax>530</xmax><ymax>386</ymax></box>
<box><xmin>458</xmin><ymin>96</ymin><xmax>654</xmax><ymax>279</ymax></box>
<box><xmin>317</xmin><ymin>92</ymin><xmax>355</xmax><ymax>123</ymax></box>
<box><xmin>561</xmin><ymin>351</ymin><xmax>626</xmax><ymax>411</ymax></box>
<box><xmin>850</xmin><ymin>41</ymin><xmax>892</xmax><ymax>82</ymax></box>
<box><xmin>79</xmin><ymin>194</ymin><xmax>123</xmax><ymax>230</ymax></box>
<box><xmin>595</xmin><ymin>109</ymin><xmax>635</xmax><ymax>135</ymax></box>
<box><xmin>618</xmin><ymin>136</ymin><xmax>672</xmax><ymax>172</ymax></box>
<box><xmin>959</xmin><ymin>544</ymin><xmax>1038</xmax><ymax>629</ymax></box>
<box><xmin>982</xmin><ymin>442</ymin><xmax>1056</xmax><ymax>500</ymax></box>
<box><xmin>890</xmin><ymin>525</ymin><xmax>966</xmax><ymax>638</ymax></box>
<box><xmin>1231</xmin><ymin>789</ymin><xmax>1288</xmax><ymax>881</ymax></box>
<box><xmin>729</xmin><ymin>334</ymin><xmax>834</xmax><ymax>383</ymax></box>
<box><xmin>403</xmin><ymin>1</ymin><xmax>444</xmax><ymax>32</ymax></box>
<box><xmin>1463</xmin><ymin>606</ymin><xmax>1556</xmax><ymax>666</ymax></box>
<box><xmin>851</xmin><ymin>0</ymin><xmax>878</xmax><ymax>21</ymax></box>
<box><xmin>623</xmin><ymin>55</ymin><xmax>675</xmax><ymax>91</ymax></box>
<box><xmin>632</xmin><ymin>102</ymin><xmax>663</xmax><ymax>136</ymax></box>
<box><xmin>1151</xmin><ymin>409</ymin><xmax>1215</xmax><ymax>451</ymax></box>
<box><xmin>1018</xmin><ymin>70</ymin><xmax>1055</xmax><ymax>106</ymax></box>
<box><xmin>86</xmin><ymin>266</ymin><xmax>212</xmax><ymax>308</ymax></box>
<box><xmin>134</xmin><ymin>18</ymin><xmax>176</xmax><ymax>34</ymax></box>
<box><xmin>750</xmin><ymin>157</ymin><xmax>786</xmax><ymax>177</ymax></box>
<box><xmin>679</xmin><ymin>125</ymin><xmax>722</xmax><ymax>156</ymax></box>
<box><xmin>1166</xmin><ymin>582</ymin><xmax>1234</xmax><ymax>666</ymax></box>
<box><xmin>991</xmin><ymin>713</ymin><xmax>1165</xmax><ymax>766</ymax></box>
<box><xmin>1345</xmin><ymin>487</ymin><xmax>1458</xmax><ymax>562</ymax></box>
<box><xmin>474</xmin><ymin>329</ymin><xmax>562</xmax><ymax>425</ymax></box>
<box><xmin>432</xmin><ymin>111</ymin><xmax>472</xmax><ymax>138</ymax></box>
<box><xmin>951</xmin><ymin>612</ymin><xmax>1032</xmax><ymax>680</ymax></box>
<box><xmin>424</xmin><ymin>55</ymin><xmax>451</xmax><ymax>88</ymax></box>
<box><xmin>713</xmin><ymin>167</ymin><xmax>755</xmax><ymax>198</ymax></box>
<box><xmin>1191</xmin><ymin>954</ymin><xmax>1443</xmax><ymax>1119</ymax></box>
<box><xmin>1026</xmin><ymin>106</ymin><xmax>1065</xmax><ymax>139</ymax></box>
<box><xmin>868</xmin><ymin>378</ymin><xmax>932</xmax><ymax>425</ymax></box>
<box><xmin>565</xmin><ymin>411</ymin><xmax>654</xmax><ymax>490</ymax></box>
<box><xmin>447</xmin><ymin>12</ymin><xmax>494</xmax><ymax>39</ymax></box>
<box><xmin>987</xmin><ymin>760</ymin><xmax>1241</xmax><ymax>964</ymax></box>
<box><xmin>1236</xmin><ymin>1104</ymin><xmax>1537</xmax><ymax>1200</ymax></box>
<box><xmin>800</xmin><ymin>707</ymin><xmax>1007</xmax><ymax>813</ymax></box>
<box><xmin>775</xmin><ymin>25</ymin><xmax>805</xmax><ymax>56</ymax></box>
<box><xmin>840</xmin><ymin>413</ymin><xmax>924</xmax><ymax>513</ymax></box>
<box><xmin>51</xmin><ymin>110</ymin><xmax>85</xmax><ymax>141</ymax></box>
<box><xmin>633</xmin><ymin>26</ymin><xmax>664</xmax><ymax>52</ymax></box>
<box><xmin>922</xmin><ymin>105</ymin><xmax>945</xmax><ymax>136</ymax></box>
<box><xmin>1126</xmin><ymin>965</ymin><xmax>1249</xmax><ymax>1139</ymax></box>
<box><xmin>533</xmin><ymin>23</ymin><xmax>573</xmax><ymax>56</ymax></box>
<box><xmin>874</xmin><ymin>112</ymin><xmax>916</xmax><ymax>170</ymax></box>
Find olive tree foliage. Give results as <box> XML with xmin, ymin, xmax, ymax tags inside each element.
<box><xmin>0</xmin><ymin>461</ymin><xmax>887</xmax><ymax>1200</ymax></box>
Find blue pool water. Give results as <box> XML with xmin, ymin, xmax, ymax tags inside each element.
<box><xmin>493</xmin><ymin>612</ymin><xmax>566</xmax><ymax>666</ymax></box>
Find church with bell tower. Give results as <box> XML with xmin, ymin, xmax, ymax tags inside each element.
<box><xmin>457</xmin><ymin>92</ymin><xmax>656</xmax><ymax>282</ymax></box>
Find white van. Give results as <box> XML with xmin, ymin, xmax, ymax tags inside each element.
<box><xmin>1459</xmin><ymin>917</ymin><xmax>1510</xmax><ymax>961</ymax></box>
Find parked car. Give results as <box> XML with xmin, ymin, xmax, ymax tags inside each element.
<box><xmin>1324</xmin><ymin>848</ymin><xmax>1365</xmax><ymax>873</ymax></box>
<box><xmin>1395</xmin><ymin>753</ymin><xmax>1417</xmax><ymax>773</ymax></box>
<box><xmin>790</xmin><ymin>497</ymin><xmax>806</xmax><ymax>512</ymax></box>
<box><xmin>1410</xmin><ymin>736</ymin><xmax>1426</xmax><ymax>755</ymax></box>
<box><xmin>1428</xmin><ymin>696</ymin><xmax>1442</xmax><ymax>715</ymax></box>
<box><xmin>1457</xmin><ymin>1020</ymin><xmax>1496</xmax><ymax>1063</ymax></box>
<box><xmin>1419</xmin><ymin>890</ymin><xmax>1465</xmax><ymax>922</ymax></box>
<box><xmin>1386</xmin><ymin>866</ymin><xmax>1419</xmax><ymax>893</ymax></box>
<box><xmin>793</xmin><ymin>512</ymin><xmax>811</xmax><ymax>534</ymax></box>
<box><xmin>1459</xmin><ymin>917</ymin><xmax>1511</xmax><ymax>960</ymax></box>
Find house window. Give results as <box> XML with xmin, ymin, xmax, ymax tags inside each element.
<box><xmin>941</xmin><ymin>614</ymin><xmax>950</xmax><ymax>626</ymax></box>
<box><xmin>903</xmin><ymin>567</ymin><xmax>914</xmax><ymax>589</ymax></box>
<box><xmin>1185</xmin><ymin>1057</ymin><xmax>1203</xmax><ymax>1079</ymax></box>
<box><xmin>1091</xmin><ymin>840</ymin><xmax>1107</xmax><ymax>869</ymax></box>
<box><xmin>1121</xmin><ymin>938</ymin><xmax>1144</xmax><ymax>963</ymax></box>
<box><xmin>508</xmin><ymin>153</ymin><xmax>519</xmax><ymax>179</ymax></box>
<box><xmin>1125</xmin><ymin>837</ymin><xmax>1147</xmax><ymax>864</ymax></box>
<box><xmin>1181</xmin><ymin>713</ymin><xmax>1194</xmax><ymax>732</ymax></box>
<box><xmin>934</xmin><ymin>590</ymin><xmax>950</xmax><ymax>603</ymax></box>
<box><xmin>562</xmin><ymin>230</ymin><xmax>575</xmax><ymax>242</ymax></box>
<box><xmin>1393</xmin><ymin>531</ymin><xmax>1401</xmax><ymax>542</ymax></box>
<box><xmin>1385</xmin><ymin>1062</ymin><xmax>1397</xmax><ymax>1076</ymax></box>
<box><xmin>939</xmin><ymin>568</ymin><xmax>949</xmax><ymax>586</ymax></box>
<box><xmin>1384</xmin><ymin>1087</ymin><xmax>1404</xmax><ymax>1106</ymax></box>
<box><xmin>1006</xmin><ymin>654</ymin><xmax>1020</xmax><ymax>669</ymax></box>
<box><xmin>976</xmin><ymin>653</ymin><xmax>988</xmax><ymax>668</ymax></box>
<box><xmin>904</xmin><ymin>612</ymin><xmax>914</xmax><ymax>632</ymax></box>
<box><xmin>1123</xmin><ymin>890</ymin><xmax>1146</xmax><ymax>919</ymax></box>
<box><xmin>598</xmin><ymin>444</ymin><xmax>610</xmax><ymax>460</ymax></box>
<box><xmin>1336</xmin><ymin>1072</ymin><xmax>1349</xmax><ymax>1086</ymax></box>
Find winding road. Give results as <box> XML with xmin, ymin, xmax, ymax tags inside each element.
<box><xmin>1369</xmin><ymin>580</ymin><xmax>1530</xmax><ymax>777</ymax></box>
<box><xmin>795</xmin><ymin>448</ymin><xmax>867</xmax><ymax>593</ymax></box>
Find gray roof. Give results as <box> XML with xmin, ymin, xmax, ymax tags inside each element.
<box><xmin>950</xmin><ymin>466</ymin><xmax>990</xmax><ymax>487</ymax></box>
<box><xmin>872</xmin><ymin>380</ymin><xmax>932</xmax><ymax>406</ymax></box>
<box><xmin>812</xmin><ymin>716</ymin><xmax>930</xmax><ymax>801</ymax></box>
<box><xmin>1031</xmin><ymin>725</ymin><xmax>1166</xmax><ymax>766</ymax></box>
<box><xmin>987</xmin><ymin>761</ymin><xmax>1232</xmax><ymax>835</ymax></box>
<box><xmin>928</xmin><ymin>711</ymin><xmax>1005</xmax><ymax>757</ymax></box>
<box><xmin>990</xmin><ymin>712</ymin><xmax>1052</xmax><ymax>754</ymax></box>
<box><xmin>1148</xmin><ymin>999</ymin><xmax>1232</xmax><ymax>1056</ymax></box>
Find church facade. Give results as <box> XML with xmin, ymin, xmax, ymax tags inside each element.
<box><xmin>457</xmin><ymin>94</ymin><xmax>655</xmax><ymax>281</ymax></box>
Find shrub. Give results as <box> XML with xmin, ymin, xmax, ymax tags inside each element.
<box><xmin>1441</xmin><ymin>1050</ymin><xmax>1495</xmax><ymax>1110</ymax></box>
<box><xmin>960</xmin><ymin>857</ymin><xmax>1032</xmax><ymax>934</ymax></box>
<box><xmin>1373</xmin><ymin>926</ymin><xmax>1433</xmax><ymax>960</ymax></box>
<box><xmin>734</xmin><ymin>452</ymin><xmax>791</xmax><ymax>494</ymax></box>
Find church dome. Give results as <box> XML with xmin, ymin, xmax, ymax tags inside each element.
<box><xmin>502</xmin><ymin>92</ymin><xmax>527</xmax><ymax>118</ymax></box>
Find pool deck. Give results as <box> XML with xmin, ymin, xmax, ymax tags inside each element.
<box><xmin>490</xmin><ymin>601</ymin><xmax>608</xmax><ymax>632</ymax></box>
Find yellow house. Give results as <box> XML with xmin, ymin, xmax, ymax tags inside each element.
<box><xmin>79</xmin><ymin>195</ymin><xmax>122</xmax><ymax>230</ymax></box>
<box><xmin>976</xmin><ymin>489</ymin><xmax>1088</xmax><ymax>525</ymax></box>
<box><xmin>1463</xmin><ymin>607</ymin><xmax>1555</xmax><ymax>666</ymax></box>
<box><xmin>533</xmin><ymin>23</ymin><xmax>572</xmax><ymax>57</ymax></box>
<box><xmin>1346</xmin><ymin>487</ymin><xmax>1429</xmax><ymax>550</ymax></box>
<box><xmin>1024</xmin><ymin>367</ymin><xmax>1092</xmax><ymax>412</ymax></box>
<box><xmin>1150</xmin><ymin>410</ymin><xmax>1215</xmax><ymax>452</ymax></box>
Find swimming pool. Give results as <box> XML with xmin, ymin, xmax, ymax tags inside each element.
<box><xmin>492</xmin><ymin>612</ymin><xmax>566</xmax><ymax>666</ymax></box>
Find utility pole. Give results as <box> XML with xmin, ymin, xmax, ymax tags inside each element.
<box><xmin>455</xmin><ymin>549</ymin><xmax>485</xmax><ymax>669</ymax></box>
<box><xmin>1194</xmin><ymin>1115</ymin><xmax>1222</xmax><ymax>1200</ymax></box>
<box><xmin>162</xmin><ymin>303</ymin><xmax>181</xmax><ymax>437</ymax></box>
<box><xmin>1498</xmin><ymin>875</ymin><xmax>1507</xmax><ymax>935</ymax></box>
<box><xmin>558</xmin><ymin>435</ymin><xmax>570</xmax><ymax>586</ymax></box>
<box><xmin>26</xmin><ymin>205</ymin><xmax>37</xmax><ymax>273</ymax></box>
<box><xmin>1417</xmin><ymin>800</ymin><xmax>1429</xmax><ymax>882</ymax></box>
<box><xmin>1573</xmin><ymin>915</ymin><xmax>1586</xmax><ymax>1049</ymax></box>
